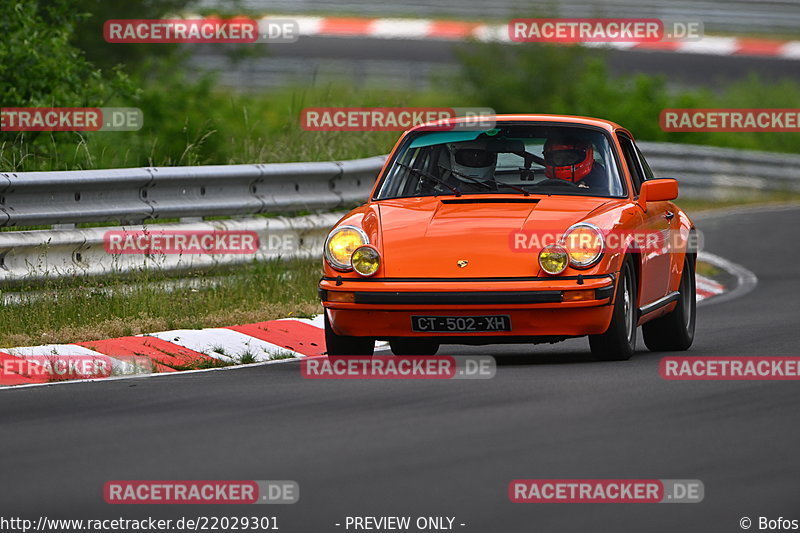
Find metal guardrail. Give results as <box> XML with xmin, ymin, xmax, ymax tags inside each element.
<box><xmin>0</xmin><ymin>142</ymin><xmax>798</xmax><ymax>283</ymax></box>
<box><xmin>639</xmin><ymin>141</ymin><xmax>800</xmax><ymax>198</ymax></box>
<box><xmin>0</xmin><ymin>214</ymin><xmax>341</xmax><ymax>284</ymax></box>
<box><xmin>0</xmin><ymin>156</ymin><xmax>386</xmax><ymax>227</ymax></box>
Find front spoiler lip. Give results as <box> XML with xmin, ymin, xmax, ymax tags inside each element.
<box><xmin>321</xmin><ymin>274</ymin><xmax>613</xmax><ymax>284</ymax></box>
<box><xmin>350</xmin><ymin>290</ymin><xmax>564</xmax><ymax>305</ymax></box>
<box><xmin>319</xmin><ymin>274</ymin><xmax>616</xmax><ymax>309</ymax></box>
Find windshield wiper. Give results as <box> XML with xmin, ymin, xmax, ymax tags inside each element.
<box><xmin>440</xmin><ymin>166</ymin><xmax>495</xmax><ymax>191</ymax></box>
<box><xmin>396</xmin><ymin>162</ymin><xmax>461</xmax><ymax>197</ymax></box>
<box><xmin>446</xmin><ymin>167</ymin><xmax>530</xmax><ymax>197</ymax></box>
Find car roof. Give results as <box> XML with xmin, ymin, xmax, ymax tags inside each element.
<box><xmin>407</xmin><ymin>114</ymin><xmax>626</xmax><ymax>135</ymax></box>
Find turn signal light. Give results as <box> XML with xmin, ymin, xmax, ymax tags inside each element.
<box><xmin>327</xmin><ymin>291</ymin><xmax>356</xmax><ymax>303</ymax></box>
<box><xmin>562</xmin><ymin>289</ymin><xmax>596</xmax><ymax>302</ymax></box>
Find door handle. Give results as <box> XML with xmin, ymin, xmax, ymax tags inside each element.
<box><xmin>664</xmin><ymin>211</ymin><xmax>675</xmax><ymax>221</ymax></box>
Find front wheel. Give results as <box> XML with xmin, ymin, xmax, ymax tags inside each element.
<box><xmin>642</xmin><ymin>255</ymin><xmax>696</xmax><ymax>351</ymax></box>
<box><xmin>324</xmin><ymin>312</ymin><xmax>375</xmax><ymax>356</ymax></box>
<box><xmin>589</xmin><ymin>258</ymin><xmax>637</xmax><ymax>361</ymax></box>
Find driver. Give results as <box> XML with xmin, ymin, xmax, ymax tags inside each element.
<box><xmin>438</xmin><ymin>144</ymin><xmax>498</xmax><ymax>192</ymax></box>
<box><xmin>543</xmin><ymin>136</ymin><xmax>605</xmax><ymax>189</ymax></box>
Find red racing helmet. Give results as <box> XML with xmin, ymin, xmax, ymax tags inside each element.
<box><xmin>543</xmin><ymin>138</ymin><xmax>594</xmax><ymax>182</ymax></box>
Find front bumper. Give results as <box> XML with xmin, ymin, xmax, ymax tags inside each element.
<box><xmin>319</xmin><ymin>274</ymin><xmax>617</xmax><ymax>339</ymax></box>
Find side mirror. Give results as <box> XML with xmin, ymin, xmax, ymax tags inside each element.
<box><xmin>639</xmin><ymin>178</ymin><xmax>678</xmax><ymax>206</ymax></box>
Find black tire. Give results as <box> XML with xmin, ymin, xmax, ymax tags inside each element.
<box><xmin>589</xmin><ymin>257</ymin><xmax>637</xmax><ymax>361</ymax></box>
<box><xmin>389</xmin><ymin>339</ymin><xmax>440</xmax><ymax>355</ymax></box>
<box><xmin>324</xmin><ymin>312</ymin><xmax>375</xmax><ymax>356</ymax></box>
<box><xmin>642</xmin><ymin>255</ymin><xmax>696</xmax><ymax>352</ymax></box>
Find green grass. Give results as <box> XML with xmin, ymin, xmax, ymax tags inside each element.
<box><xmin>267</xmin><ymin>350</ymin><xmax>297</xmax><ymax>361</ymax></box>
<box><xmin>237</xmin><ymin>349</ymin><xmax>259</xmax><ymax>364</ymax></box>
<box><xmin>162</xmin><ymin>357</ymin><xmax>233</xmax><ymax>372</ymax></box>
<box><xmin>0</xmin><ymin>258</ymin><xmax>323</xmax><ymax>348</ymax></box>
<box><xmin>5</xmin><ymin>58</ymin><xmax>800</xmax><ymax>175</ymax></box>
<box><xmin>696</xmin><ymin>262</ymin><xmax>722</xmax><ymax>278</ymax></box>
<box><xmin>0</xmin><ymin>83</ymin><xmax>425</xmax><ymax>172</ymax></box>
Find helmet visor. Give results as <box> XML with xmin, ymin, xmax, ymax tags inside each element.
<box><xmin>544</xmin><ymin>148</ymin><xmax>587</xmax><ymax>167</ymax></box>
<box><xmin>454</xmin><ymin>149</ymin><xmax>496</xmax><ymax>168</ymax></box>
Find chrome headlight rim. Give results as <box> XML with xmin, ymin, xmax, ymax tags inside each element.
<box><xmin>538</xmin><ymin>243</ymin><xmax>569</xmax><ymax>275</ymax></box>
<box><xmin>351</xmin><ymin>244</ymin><xmax>381</xmax><ymax>277</ymax></box>
<box><xmin>561</xmin><ymin>222</ymin><xmax>605</xmax><ymax>269</ymax></box>
<box><xmin>324</xmin><ymin>225</ymin><xmax>369</xmax><ymax>271</ymax></box>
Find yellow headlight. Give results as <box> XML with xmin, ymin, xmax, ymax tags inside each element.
<box><xmin>351</xmin><ymin>245</ymin><xmax>380</xmax><ymax>276</ymax></box>
<box><xmin>539</xmin><ymin>244</ymin><xmax>569</xmax><ymax>275</ymax></box>
<box><xmin>563</xmin><ymin>224</ymin><xmax>604</xmax><ymax>268</ymax></box>
<box><xmin>325</xmin><ymin>226</ymin><xmax>368</xmax><ymax>270</ymax></box>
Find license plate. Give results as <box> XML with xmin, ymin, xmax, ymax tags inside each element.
<box><xmin>411</xmin><ymin>315</ymin><xmax>512</xmax><ymax>333</ymax></box>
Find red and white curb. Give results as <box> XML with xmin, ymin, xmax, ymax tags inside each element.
<box><xmin>0</xmin><ymin>317</ymin><xmax>327</xmax><ymax>387</ymax></box>
<box><xmin>258</xmin><ymin>15</ymin><xmax>800</xmax><ymax>59</ymax></box>
<box><xmin>0</xmin><ymin>272</ymin><xmax>726</xmax><ymax>387</ymax></box>
<box><xmin>696</xmin><ymin>274</ymin><xmax>724</xmax><ymax>302</ymax></box>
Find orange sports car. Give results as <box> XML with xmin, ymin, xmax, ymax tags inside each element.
<box><xmin>319</xmin><ymin>115</ymin><xmax>697</xmax><ymax>360</ymax></box>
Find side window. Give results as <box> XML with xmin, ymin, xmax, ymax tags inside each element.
<box><xmin>634</xmin><ymin>143</ymin><xmax>655</xmax><ymax>181</ymax></box>
<box><xmin>617</xmin><ymin>134</ymin><xmax>645</xmax><ymax>195</ymax></box>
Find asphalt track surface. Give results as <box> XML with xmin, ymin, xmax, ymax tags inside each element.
<box><xmin>1</xmin><ymin>205</ymin><xmax>799</xmax><ymax>532</ymax></box>
<box><xmin>203</xmin><ymin>36</ymin><xmax>800</xmax><ymax>87</ymax></box>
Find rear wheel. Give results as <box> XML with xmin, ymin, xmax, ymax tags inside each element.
<box><xmin>642</xmin><ymin>255</ymin><xmax>696</xmax><ymax>351</ymax></box>
<box><xmin>389</xmin><ymin>339</ymin><xmax>440</xmax><ymax>356</ymax></box>
<box><xmin>324</xmin><ymin>312</ymin><xmax>375</xmax><ymax>356</ymax></box>
<box><xmin>589</xmin><ymin>258</ymin><xmax>637</xmax><ymax>361</ymax></box>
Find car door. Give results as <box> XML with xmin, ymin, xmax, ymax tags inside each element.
<box><xmin>618</xmin><ymin>133</ymin><xmax>672</xmax><ymax>304</ymax></box>
<box><xmin>635</xmin><ymin>141</ymin><xmax>681</xmax><ymax>298</ymax></box>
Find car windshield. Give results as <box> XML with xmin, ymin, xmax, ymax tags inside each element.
<box><xmin>374</xmin><ymin>125</ymin><xmax>625</xmax><ymax>199</ymax></box>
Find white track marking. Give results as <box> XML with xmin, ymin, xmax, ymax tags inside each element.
<box><xmin>780</xmin><ymin>41</ymin><xmax>800</xmax><ymax>59</ymax></box>
<box><xmin>472</xmin><ymin>24</ymin><xmax>512</xmax><ymax>43</ymax></box>
<box><xmin>143</xmin><ymin>329</ymin><xmax>300</xmax><ymax>361</ymax></box>
<box><xmin>286</xmin><ymin>16</ymin><xmax>324</xmax><ymax>36</ymax></box>
<box><xmin>3</xmin><ymin>345</ymin><xmax>146</xmax><ymax>375</ymax></box>
<box><xmin>5</xmin><ymin>344</ymin><xmax>105</xmax><ymax>357</ymax></box>
<box><xmin>697</xmin><ymin>251</ymin><xmax>758</xmax><ymax>306</ymax></box>
<box><xmin>671</xmin><ymin>37</ymin><xmax>739</xmax><ymax>55</ymax></box>
<box><xmin>369</xmin><ymin>19</ymin><xmax>433</xmax><ymax>39</ymax></box>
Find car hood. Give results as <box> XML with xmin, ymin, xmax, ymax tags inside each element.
<box><xmin>376</xmin><ymin>195</ymin><xmax>614</xmax><ymax>278</ymax></box>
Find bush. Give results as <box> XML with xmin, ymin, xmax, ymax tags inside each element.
<box><xmin>0</xmin><ymin>0</ymin><xmax>134</xmax><ymax>168</ymax></box>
